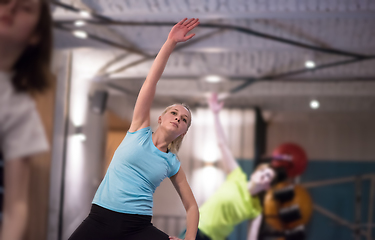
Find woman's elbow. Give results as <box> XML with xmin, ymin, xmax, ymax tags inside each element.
<box><xmin>186</xmin><ymin>202</ymin><xmax>199</xmax><ymax>215</ymax></box>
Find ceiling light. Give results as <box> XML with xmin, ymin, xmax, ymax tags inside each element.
<box><xmin>205</xmin><ymin>75</ymin><xmax>222</xmax><ymax>83</ymax></box>
<box><xmin>79</xmin><ymin>10</ymin><xmax>91</xmax><ymax>18</ymax></box>
<box><xmin>74</xmin><ymin>20</ymin><xmax>86</xmax><ymax>27</ymax></box>
<box><xmin>305</xmin><ymin>60</ymin><xmax>316</xmax><ymax>69</ymax></box>
<box><xmin>73</xmin><ymin>30</ymin><xmax>88</xmax><ymax>39</ymax></box>
<box><xmin>310</xmin><ymin>100</ymin><xmax>319</xmax><ymax>109</ymax></box>
<box><xmin>201</xmin><ymin>47</ymin><xmax>227</xmax><ymax>53</ymax></box>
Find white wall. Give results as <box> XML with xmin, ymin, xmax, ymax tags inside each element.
<box><xmin>266</xmin><ymin>112</ymin><xmax>375</xmax><ymax>161</ymax></box>
<box><xmin>58</xmin><ymin>49</ymin><xmax>116</xmax><ymax>240</ymax></box>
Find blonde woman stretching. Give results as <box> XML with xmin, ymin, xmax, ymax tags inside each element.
<box><xmin>69</xmin><ymin>18</ymin><xmax>200</xmax><ymax>240</ymax></box>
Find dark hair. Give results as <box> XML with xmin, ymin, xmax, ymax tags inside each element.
<box><xmin>270</xmin><ymin>166</ymin><xmax>288</xmax><ymax>186</ymax></box>
<box><xmin>253</xmin><ymin>163</ymin><xmax>287</xmax><ymax>186</ymax></box>
<box><xmin>12</xmin><ymin>0</ymin><xmax>53</xmax><ymax>93</ymax></box>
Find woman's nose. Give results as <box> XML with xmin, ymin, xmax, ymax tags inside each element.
<box><xmin>175</xmin><ymin>117</ymin><xmax>180</xmax><ymax>122</ymax></box>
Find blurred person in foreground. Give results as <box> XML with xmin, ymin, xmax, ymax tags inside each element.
<box><xmin>0</xmin><ymin>0</ymin><xmax>53</xmax><ymax>239</ymax></box>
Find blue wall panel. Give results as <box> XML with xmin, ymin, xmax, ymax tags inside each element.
<box><xmin>302</xmin><ymin>161</ymin><xmax>375</xmax><ymax>240</ymax></box>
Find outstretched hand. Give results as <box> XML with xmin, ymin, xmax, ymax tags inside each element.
<box><xmin>208</xmin><ymin>92</ymin><xmax>224</xmax><ymax>114</ymax></box>
<box><xmin>168</xmin><ymin>18</ymin><xmax>200</xmax><ymax>43</ymax></box>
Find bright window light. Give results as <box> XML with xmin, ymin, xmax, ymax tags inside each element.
<box><xmin>74</xmin><ymin>20</ymin><xmax>86</xmax><ymax>27</ymax></box>
<box><xmin>201</xmin><ymin>142</ymin><xmax>220</xmax><ymax>163</ymax></box>
<box><xmin>79</xmin><ymin>10</ymin><xmax>91</xmax><ymax>18</ymax></box>
<box><xmin>305</xmin><ymin>60</ymin><xmax>316</xmax><ymax>68</ymax></box>
<box><xmin>310</xmin><ymin>100</ymin><xmax>320</xmax><ymax>109</ymax></box>
<box><xmin>191</xmin><ymin>166</ymin><xmax>226</xmax><ymax>205</ymax></box>
<box><xmin>73</xmin><ymin>30</ymin><xmax>88</xmax><ymax>39</ymax></box>
<box><xmin>205</xmin><ymin>75</ymin><xmax>222</xmax><ymax>83</ymax></box>
<box><xmin>75</xmin><ymin>133</ymin><xmax>86</xmax><ymax>142</ymax></box>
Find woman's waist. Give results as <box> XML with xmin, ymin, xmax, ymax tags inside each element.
<box><xmin>89</xmin><ymin>204</ymin><xmax>153</xmax><ymax>225</ymax></box>
<box><xmin>91</xmin><ymin>197</ymin><xmax>154</xmax><ymax>216</ymax></box>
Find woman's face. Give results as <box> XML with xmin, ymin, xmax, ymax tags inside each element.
<box><xmin>0</xmin><ymin>0</ymin><xmax>41</xmax><ymax>47</ymax></box>
<box><xmin>159</xmin><ymin>105</ymin><xmax>191</xmax><ymax>139</ymax></box>
<box><xmin>249</xmin><ymin>167</ymin><xmax>275</xmax><ymax>194</ymax></box>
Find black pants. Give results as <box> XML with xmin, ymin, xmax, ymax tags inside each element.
<box><xmin>69</xmin><ymin>204</ymin><xmax>169</xmax><ymax>240</ymax></box>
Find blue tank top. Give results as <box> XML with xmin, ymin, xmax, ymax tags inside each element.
<box><xmin>92</xmin><ymin>126</ymin><xmax>181</xmax><ymax>216</ymax></box>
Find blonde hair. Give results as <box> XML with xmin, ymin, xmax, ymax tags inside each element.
<box><xmin>161</xmin><ymin>103</ymin><xmax>192</xmax><ymax>154</ymax></box>
<box><xmin>254</xmin><ymin>163</ymin><xmax>271</xmax><ymax>172</ymax></box>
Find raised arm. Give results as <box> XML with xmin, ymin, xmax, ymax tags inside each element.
<box><xmin>129</xmin><ymin>18</ymin><xmax>200</xmax><ymax>132</ymax></box>
<box><xmin>208</xmin><ymin>93</ymin><xmax>239</xmax><ymax>174</ymax></box>
<box><xmin>169</xmin><ymin>168</ymin><xmax>199</xmax><ymax>240</ymax></box>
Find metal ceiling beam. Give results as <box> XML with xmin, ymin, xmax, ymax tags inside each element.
<box><xmin>108</xmin><ymin>76</ymin><xmax>375</xmax><ymax>83</ymax></box>
<box><xmin>50</xmin><ymin>0</ymin><xmax>112</xmax><ymax>22</ymax></box>
<box><xmin>54</xmin><ymin>23</ymin><xmax>148</xmax><ymax>56</ymax></box>
<box><xmin>51</xmin><ymin>0</ymin><xmax>372</xmax><ymax>59</ymax></box>
<box><xmin>230</xmin><ymin>56</ymin><xmax>375</xmax><ymax>93</ymax></box>
<box><xmin>106</xmin><ymin>82</ymin><xmax>185</xmax><ymax>104</ymax></box>
<box><xmin>51</xmin><ymin>1</ymin><xmax>375</xmax><ymax>95</ymax></box>
<box><xmin>106</xmin><ymin>29</ymin><xmax>226</xmax><ymax>75</ymax></box>
<box><xmin>75</xmin><ymin>12</ymin><xmax>375</xmax><ymax>20</ymax></box>
<box><xmin>108</xmin><ymin>21</ymin><xmax>372</xmax><ymax>59</ymax></box>
<box><xmin>54</xmin><ymin>18</ymin><xmax>371</xmax><ymax>59</ymax></box>
<box><xmin>55</xmin><ymin>22</ymin><xmax>375</xmax><ymax>95</ymax></box>
<box><xmin>52</xmin><ymin>0</ymin><xmax>375</xmax><ymax>20</ymax></box>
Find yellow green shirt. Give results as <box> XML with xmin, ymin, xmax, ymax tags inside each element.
<box><xmin>198</xmin><ymin>167</ymin><xmax>262</xmax><ymax>240</ymax></box>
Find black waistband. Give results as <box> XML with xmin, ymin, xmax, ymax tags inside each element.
<box><xmin>90</xmin><ymin>204</ymin><xmax>152</xmax><ymax>225</ymax></box>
